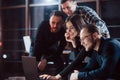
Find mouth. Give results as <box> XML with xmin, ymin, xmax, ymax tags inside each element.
<box><xmin>52</xmin><ymin>27</ymin><xmax>57</xmax><ymax>29</ymax></box>
<box><xmin>51</xmin><ymin>28</ymin><xmax>57</xmax><ymax>32</ymax></box>
<box><xmin>51</xmin><ymin>28</ymin><xmax>56</xmax><ymax>30</ymax></box>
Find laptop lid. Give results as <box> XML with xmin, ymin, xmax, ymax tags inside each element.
<box><xmin>22</xmin><ymin>56</ymin><xmax>40</xmax><ymax>80</ymax></box>
<box><xmin>23</xmin><ymin>36</ymin><xmax>31</xmax><ymax>53</ymax></box>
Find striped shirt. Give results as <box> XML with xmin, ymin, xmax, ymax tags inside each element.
<box><xmin>74</xmin><ymin>6</ymin><xmax>110</xmax><ymax>38</ymax></box>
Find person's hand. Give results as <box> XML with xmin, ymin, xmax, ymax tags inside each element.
<box><xmin>65</xmin><ymin>32</ymin><xmax>75</xmax><ymax>43</ymax></box>
<box><xmin>39</xmin><ymin>74</ymin><xmax>60</xmax><ymax>80</ymax></box>
<box><xmin>38</xmin><ymin>59</ymin><xmax>47</xmax><ymax>71</ymax></box>
<box><xmin>39</xmin><ymin>74</ymin><xmax>51</xmax><ymax>80</ymax></box>
<box><xmin>70</xmin><ymin>70</ymin><xmax>79</xmax><ymax>80</ymax></box>
<box><xmin>65</xmin><ymin>32</ymin><xmax>77</xmax><ymax>48</ymax></box>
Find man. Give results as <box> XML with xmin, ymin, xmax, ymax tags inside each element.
<box><xmin>60</xmin><ymin>0</ymin><xmax>110</xmax><ymax>38</ymax></box>
<box><xmin>30</xmin><ymin>11</ymin><xmax>66</xmax><ymax>74</ymax></box>
<box><xmin>70</xmin><ymin>24</ymin><xmax>120</xmax><ymax>80</ymax></box>
<box><xmin>40</xmin><ymin>24</ymin><xmax>120</xmax><ymax>80</ymax></box>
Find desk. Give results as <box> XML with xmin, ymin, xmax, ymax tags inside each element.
<box><xmin>0</xmin><ymin>60</ymin><xmax>24</xmax><ymax>80</ymax></box>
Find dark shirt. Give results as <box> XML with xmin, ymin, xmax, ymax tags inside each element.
<box><xmin>30</xmin><ymin>21</ymin><xmax>66</xmax><ymax>61</ymax></box>
<box><xmin>59</xmin><ymin>47</ymin><xmax>88</xmax><ymax>77</ymax></box>
<box><xmin>59</xmin><ymin>37</ymin><xmax>120</xmax><ymax>80</ymax></box>
<box><xmin>78</xmin><ymin>37</ymin><xmax>120</xmax><ymax>79</ymax></box>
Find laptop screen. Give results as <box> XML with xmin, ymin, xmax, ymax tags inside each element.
<box><xmin>23</xmin><ymin>36</ymin><xmax>31</xmax><ymax>53</ymax></box>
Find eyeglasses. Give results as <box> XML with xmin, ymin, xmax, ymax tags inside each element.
<box><xmin>80</xmin><ymin>34</ymin><xmax>91</xmax><ymax>42</ymax></box>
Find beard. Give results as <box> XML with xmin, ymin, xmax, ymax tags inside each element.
<box><xmin>87</xmin><ymin>37</ymin><xmax>96</xmax><ymax>52</ymax></box>
<box><xmin>90</xmin><ymin>38</ymin><xmax>97</xmax><ymax>51</ymax></box>
<box><xmin>51</xmin><ymin>28</ymin><xmax>57</xmax><ymax>33</ymax></box>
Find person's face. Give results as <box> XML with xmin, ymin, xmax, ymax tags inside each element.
<box><xmin>66</xmin><ymin>21</ymin><xmax>78</xmax><ymax>38</ymax></box>
<box><xmin>49</xmin><ymin>15</ymin><xmax>63</xmax><ymax>33</ymax></box>
<box><xmin>80</xmin><ymin>28</ymin><xmax>96</xmax><ymax>51</ymax></box>
<box><xmin>61</xmin><ymin>1</ymin><xmax>76</xmax><ymax>16</ymax></box>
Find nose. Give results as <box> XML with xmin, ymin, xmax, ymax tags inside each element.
<box><xmin>80</xmin><ymin>40</ymin><xmax>84</xmax><ymax>46</ymax></box>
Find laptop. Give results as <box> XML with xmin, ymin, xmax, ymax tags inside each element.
<box><xmin>22</xmin><ymin>36</ymin><xmax>46</xmax><ymax>80</ymax></box>
<box><xmin>22</xmin><ymin>56</ymin><xmax>41</xmax><ymax>80</ymax></box>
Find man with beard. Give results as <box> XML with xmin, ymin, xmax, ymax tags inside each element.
<box><xmin>69</xmin><ymin>24</ymin><xmax>120</xmax><ymax>80</ymax></box>
<box><xmin>29</xmin><ymin>11</ymin><xmax>66</xmax><ymax>74</ymax></box>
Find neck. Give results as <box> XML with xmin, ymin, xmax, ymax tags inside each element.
<box><xmin>93</xmin><ymin>38</ymin><xmax>101</xmax><ymax>52</ymax></box>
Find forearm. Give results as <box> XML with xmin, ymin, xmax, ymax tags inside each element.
<box><xmin>59</xmin><ymin>48</ymin><xmax>87</xmax><ymax>77</ymax></box>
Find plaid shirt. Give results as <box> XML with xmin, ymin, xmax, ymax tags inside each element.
<box><xmin>74</xmin><ymin>6</ymin><xmax>110</xmax><ymax>38</ymax></box>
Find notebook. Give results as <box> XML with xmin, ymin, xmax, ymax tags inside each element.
<box><xmin>22</xmin><ymin>56</ymin><xmax>41</xmax><ymax>80</ymax></box>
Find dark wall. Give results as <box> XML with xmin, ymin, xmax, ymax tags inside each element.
<box><xmin>101</xmin><ymin>0</ymin><xmax>120</xmax><ymax>25</ymax></box>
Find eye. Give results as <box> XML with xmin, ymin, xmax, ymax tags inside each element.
<box><xmin>69</xmin><ymin>25</ymin><xmax>74</xmax><ymax>30</ymax></box>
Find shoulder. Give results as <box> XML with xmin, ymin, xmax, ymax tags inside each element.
<box><xmin>77</xmin><ymin>6</ymin><xmax>93</xmax><ymax>11</ymax></box>
<box><xmin>99</xmin><ymin>38</ymin><xmax>120</xmax><ymax>56</ymax></box>
<box><xmin>102</xmin><ymin>38</ymin><xmax>120</xmax><ymax>49</ymax></box>
<box><xmin>38</xmin><ymin>20</ymin><xmax>49</xmax><ymax>29</ymax></box>
<box><xmin>105</xmin><ymin>38</ymin><xmax>120</xmax><ymax>45</ymax></box>
<box><xmin>76</xmin><ymin>6</ymin><xmax>97</xmax><ymax>16</ymax></box>
<box><xmin>39</xmin><ymin>21</ymin><xmax>49</xmax><ymax>26</ymax></box>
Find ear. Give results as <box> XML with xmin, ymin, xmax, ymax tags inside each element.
<box><xmin>92</xmin><ymin>32</ymin><xmax>99</xmax><ymax>39</ymax></box>
<box><xmin>73</xmin><ymin>1</ymin><xmax>77</xmax><ymax>5</ymax></box>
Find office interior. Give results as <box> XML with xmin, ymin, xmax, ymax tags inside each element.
<box><xmin>0</xmin><ymin>0</ymin><xmax>120</xmax><ymax>80</ymax></box>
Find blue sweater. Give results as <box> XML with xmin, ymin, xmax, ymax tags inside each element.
<box><xmin>78</xmin><ymin>37</ymin><xmax>120</xmax><ymax>80</ymax></box>
<box><xmin>59</xmin><ymin>37</ymin><xmax>120</xmax><ymax>80</ymax></box>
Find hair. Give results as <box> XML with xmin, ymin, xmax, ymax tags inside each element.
<box><xmin>82</xmin><ymin>24</ymin><xmax>101</xmax><ymax>35</ymax></box>
<box><xmin>65</xmin><ymin>14</ymin><xmax>83</xmax><ymax>50</ymax></box>
<box><xmin>60</xmin><ymin>0</ymin><xmax>75</xmax><ymax>4</ymax></box>
<box><xmin>50</xmin><ymin>10</ymin><xmax>65</xmax><ymax>21</ymax></box>
<box><xmin>65</xmin><ymin>14</ymin><xmax>84</xmax><ymax>34</ymax></box>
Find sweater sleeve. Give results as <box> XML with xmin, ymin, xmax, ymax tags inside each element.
<box><xmin>59</xmin><ymin>48</ymin><xmax>87</xmax><ymax>77</ymax></box>
<box><xmin>78</xmin><ymin>40</ymin><xmax>120</xmax><ymax>79</ymax></box>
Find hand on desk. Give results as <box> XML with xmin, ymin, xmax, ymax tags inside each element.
<box><xmin>39</xmin><ymin>74</ymin><xmax>61</xmax><ymax>80</ymax></box>
<box><xmin>70</xmin><ymin>70</ymin><xmax>79</xmax><ymax>80</ymax></box>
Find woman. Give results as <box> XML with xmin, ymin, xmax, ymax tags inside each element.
<box><xmin>40</xmin><ymin>14</ymin><xmax>108</xmax><ymax>80</ymax></box>
<box><xmin>40</xmin><ymin>14</ymin><xmax>89</xmax><ymax>80</ymax></box>
<box><xmin>64</xmin><ymin>14</ymin><xmax>84</xmax><ymax>56</ymax></box>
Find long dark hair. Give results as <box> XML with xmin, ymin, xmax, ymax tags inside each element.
<box><xmin>65</xmin><ymin>14</ymin><xmax>84</xmax><ymax>53</ymax></box>
<box><xmin>65</xmin><ymin>14</ymin><xmax>84</xmax><ymax>35</ymax></box>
